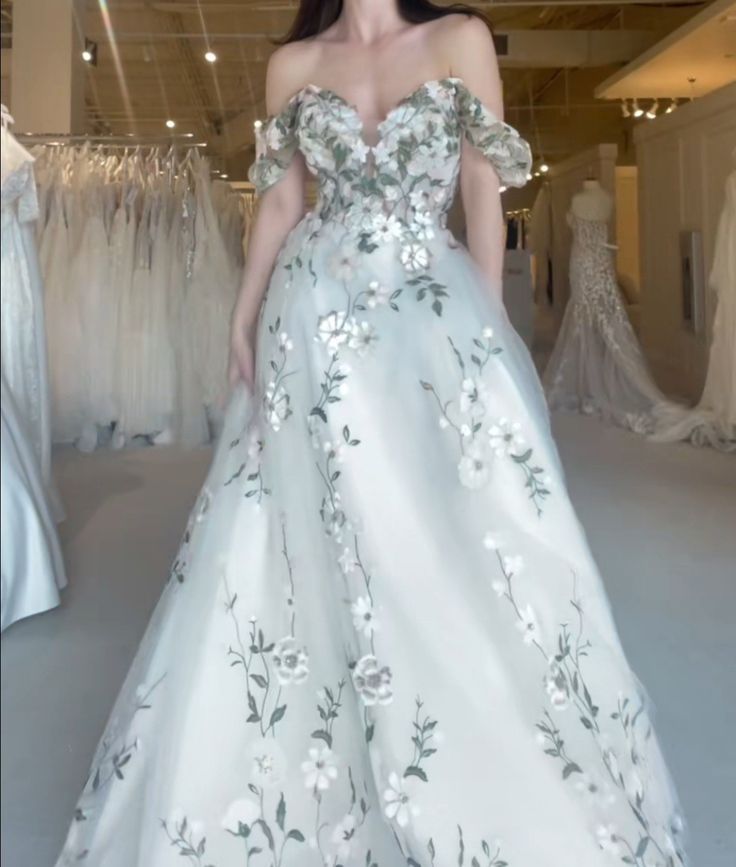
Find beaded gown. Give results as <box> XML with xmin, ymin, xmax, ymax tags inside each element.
<box><xmin>543</xmin><ymin>210</ymin><xmax>671</xmax><ymax>434</ymax></box>
<box><xmin>56</xmin><ymin>79</ymin><xmax>687</xmax><ymax>867</ymax></box>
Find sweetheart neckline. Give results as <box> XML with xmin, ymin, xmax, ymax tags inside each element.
<box><xmin>274</xmin><ymin>76</ymin><xmax>465</xmax><ymax>148</ymax></box>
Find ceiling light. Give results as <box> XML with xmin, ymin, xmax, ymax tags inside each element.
<box><xmin>82</xmin><ymin>38</ymin><xmax>97</xmax><ymax>66</ymax></box>
<box><xmin>254</xmin><ymin>119</ymin><xmax>263</xmax><ymax>130</ymax></box>
<box><xmin>166</xmin><ymin>119</ymin><xmax>176</xmax><ymax>129</ymax></box>
<box><xmin>220</xmin><ymin>173</ymin><xmax>229</xmax><ymax>179</ymax></box>
<box><xmin>646</xmin><ymin>100</ymin><xmax>659</xmax><ymax>119</ymax></box>
<box><xmin>632</xmin><ymin>99</ymin><xmax>644</xmax><ymax>118</ymax></box>
<box><xmin>620</xmin><ymin>99</ymin><xmax>630</xmax><ymax>118</ymax></box>
<box><xmin>539</xmin><ymin>163</ymin><xmax>549</xmax><ymax>173</ymax></box>
<box><xmin>526</xmin><ymin>172</ymin><xmax>533</xmax><ymax>181</ymax></box>
<box><xmin>204</xmin><ymin>50</ymin><xmax>217</xmax><ymax>63</ymax></box>
<box><xmin>533</xmin><ymin>171</ymin><xmax>541</xmax><ymax>178</ymax></box>
<box><xmin>665</xmin><ymin>100</ymin><xmax>677</xmax><ymax>114</ymax></box>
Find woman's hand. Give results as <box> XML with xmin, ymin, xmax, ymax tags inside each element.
<box><xmin>228</xmin><ymin>319</ymin><xmax>256</xmax><ymax>389</ymax></box>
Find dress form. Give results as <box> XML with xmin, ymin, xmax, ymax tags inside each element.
<box><xmin>570</xmin><ymin>179</ymin><xmax>613</xmax><ymax>224</ymax></box>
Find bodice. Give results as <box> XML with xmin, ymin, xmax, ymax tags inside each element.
<box><xmin>568</xmin><ymin>213</ymin><xmax>611</xmax><ymax>251</ymax></box>
<box><xmin>249</xmin><ymin>78</ymin><xmax>531</xmax><ymax>235</ymax></box>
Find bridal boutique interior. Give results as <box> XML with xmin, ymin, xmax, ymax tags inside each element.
<box><xmin>1</xmin><ymin>1</ymin><xmax>735</xmax><ymax>865</ymax></box>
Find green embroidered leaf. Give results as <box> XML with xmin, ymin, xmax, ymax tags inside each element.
<box><xmin>562</xmin><ymin>762</ymin><xmax>582</xmax><ymax>779</ymax></box>
<box><xmin>311</xmin><ymin>729</ymin><xmax>333</xmax><ymax>748</ymax></box>
<box><xmin>269</xmin><ymin>704</ymin><xmax>287</xmax><ymax>727</ymax></box>
<box><xmin>250</xmin><ymin>674</ymin><xmax>267</xmax><ymax>689</ymax></box>
<box><xmin>511</xmin><ymin>449</ymin><xmax>533</xmax><ymax>463</ymax></box>
<box><xmin>286</xmin><ymin>829</ymin><xmax>306</xmax><ymax>842</ymax></box>
<box><xmin>404</xmin><ymin>765</ymin><xmax>428</xmax><ymax>782</ymax></box>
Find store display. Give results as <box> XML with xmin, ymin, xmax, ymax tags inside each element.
<box><xmin>33</xmin><ymin>144</ymin><xmax>244</xmax><ymax>449</ymax></box>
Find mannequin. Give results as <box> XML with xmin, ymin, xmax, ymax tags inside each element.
<box><xmin>569</xmin><ymin>178</ymin><xmax>613</xmax><ymax>224</ymax></box>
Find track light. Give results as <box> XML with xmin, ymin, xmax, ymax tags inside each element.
<box><xmin>204</xmin><ymin>50</ymin><xmax>217</xmax><ymax>63</ymax></box>
<box><xmin>632</xmin><ymin>99</ymin><xmax>644</xmax><ymax>118</ymax></box>
<box><xmin>220</xmin><ymin>173</ymin><xmax>229</xmax><ymax>179</ymax></box>
<box><xmin>526</xmin><ymin>172</ymin><xmax>533</xmax><ymax>181</ymax></box>
<box><xmin>166</xmin><ymin>119</ymin><xmax>176</xmax><ymax>129</ymax></box>
<box><xmin>620</xmin><ymin>99</ymin><xmax>630</xmax><ymax>118</ymax></box>
<box><xmin>82</xmin><ymin>38</ymin><xmax>97</xmax><ymax>66</ymax></box>
<box><xmin>665</xmin><ymin>99</ymin><xmax>677</xmax><ymax>114</ymax></box>
<box><xmin>539</xmin><ymin>163</ymin><xmax>549</xmax><ymax>173</ymax></box>
<box><xmin>646</xmin><ymin>100</ymin><xmax>659</xmax><ymax>119</ymax></box>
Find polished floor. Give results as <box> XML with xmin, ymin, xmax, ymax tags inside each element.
<box><xmin>1</xmin><ymin>415</ymin><xmax>735</xmax><ymax>867</ymax></box>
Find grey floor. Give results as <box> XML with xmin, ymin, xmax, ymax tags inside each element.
<box><xmin>1</xmin><ymin>416</ymin><xmax>735</xmax><ymax>867</ymax></box>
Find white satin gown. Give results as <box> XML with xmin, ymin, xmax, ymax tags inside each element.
<box><xmin>56</xmin><ymin>79</ymin><xmax>688</xmax><ymax>867</ymax></box>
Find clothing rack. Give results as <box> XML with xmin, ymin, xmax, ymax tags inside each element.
<box><xmin>16</xmin><ymin>133</ymin><xmax>208</xmax><ymax>149</ymax></box>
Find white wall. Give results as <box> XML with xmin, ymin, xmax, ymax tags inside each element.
<box><xmin>635</xmin><ymin>82</ymin><xmax>736</xmax><ymax>400</ymax></box>
<box><xmin>615</xmin><ymin>166</ymin><xmax>640</xmax><ymax>303</ymax></box>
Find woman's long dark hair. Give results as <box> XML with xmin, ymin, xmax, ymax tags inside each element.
<box><xmin>276</xmin><ymin>1</ymin><xmax>490</xmax><ymax>45</ymax></box>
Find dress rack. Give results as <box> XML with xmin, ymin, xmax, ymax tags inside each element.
<box><xmin>15</xmin><ymin>132</ymin><xmax>208</xmax><ymax>149</ymax></box>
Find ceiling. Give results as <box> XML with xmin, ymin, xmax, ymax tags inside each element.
<box><xmin>596</xmin><ymin>0</ymin><xmax>736</xmax><ymax>99</ymax></box>
<box><xmin>0</xmin><ymin>0</ymin><xmax>717</xmax><ymax>175</ymax></box>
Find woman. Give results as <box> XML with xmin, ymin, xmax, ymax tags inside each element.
<box><xmin>56</xmin><ymin>2</ymin><xmax>688</xmax><ymax>865</ymax></box>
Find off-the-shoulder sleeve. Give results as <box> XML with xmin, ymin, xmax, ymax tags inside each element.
<box><xmin>247</xmin><ymin>94</ymin><xmax>301</xmax><ymax>195</ymax></box>
<box><xmin>455</xmin><ymin>81</ymin><xmax>532</xmax><ymax>188</ymax></box>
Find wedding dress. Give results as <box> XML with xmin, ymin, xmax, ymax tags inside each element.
<box><xmin>543</xmin><ymin>185</ymin><xmax>673</xmax><ymax>434</ymax></box>
<box><xmin>56</xmin><ymin>79</ymin><xmax>688</xmax><ymax>867</ymax></box>
<box><xmin>1</xmin><ymin>375</ymin><xmax>66</xmax><ymax>631</ymax></box>
<box><xmin>0</xmin><ymin>120</ymin><xmax>53</xmax><ymax>487</ymax></box>
<box><xmin>651</xmin><ymin>166</ymin><xmax>736</xmax><ymax>451</ymax></box>
<box><xmin>34</xmin><ymin>146</ymin><xmax>242</xmax><ymax>448</ymax></box>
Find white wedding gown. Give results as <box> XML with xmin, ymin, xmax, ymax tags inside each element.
<box><xmin>651</xmin><ymin>167</ymin><xmax>736</xmax><ymax>451</ymax></box>
<box><xmin>56</xmin><ymin>79</ymin><xmax>688</xmax><ymax>867</ymax></box>
<box><xmin>543</xmin><ymin>211</ymin><xmax>672</xmax><ymax>434</ymax></box>
<box><xmin>0</xmin><ymin>128</ymin><xmax>53</xmax><ymax>488</ymax></box>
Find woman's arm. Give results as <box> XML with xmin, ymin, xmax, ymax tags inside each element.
<box><xmin>229</xmin><ymin>48</ymin><xmax>309</xmax><ymax>387</ymax></box>
<box><xmin>446</xmin><ymin>17</ymin><xmax>506</xmax><ymax>296</ymax></box>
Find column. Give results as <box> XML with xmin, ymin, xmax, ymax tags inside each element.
<box><xmin>10</xmin><ymin>0</ymin><xmax>86</xmax><ymax>134</ymax></box>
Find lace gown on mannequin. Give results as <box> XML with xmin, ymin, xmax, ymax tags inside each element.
<box><xmin>56</xmin><ymin>80</ymin><xmax>687</xmax><ymax>867</ymax></box>
<box><xmin>543</xmin><ymin>202</ymin><xmax>671</xmax><ymax>434</ymax></box>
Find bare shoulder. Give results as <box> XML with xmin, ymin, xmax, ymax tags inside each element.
<box><xmin>432</xmin><ymin>13</ymin><xmax>497</xmax><ymax>70</ymax></box>
<box><xmin>265</xmin><ymin>40</ymin><xmax>321</xmax><ymax>115</ymax></box>
<box><xmin>432</xmin><ymin>13</ymin><xmax>501</xmax><ymax>113</ymax></box>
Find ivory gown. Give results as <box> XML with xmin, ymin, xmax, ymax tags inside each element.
<box><xmin>56</xmin><ymin>78</ymin><xmax>688</xmax><ymax>867</ymax></box>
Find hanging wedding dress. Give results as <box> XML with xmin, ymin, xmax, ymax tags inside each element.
<box><xmin>1</xmin><ymin>109</ymin><xmax>66</xmax><ymax>629</ymax></box>
<box><xmin>34</xmin><ymin>145</ymin><xmax>242</xmax><ymax>448</ymax></box>
<box><xmin>651</xmin><ymin>164</ymin><xmax>736</xmax><ymax>451</ymax></box>
<box><xmin>0</xmin><ymin>112</ymin><xmax>54</xmax><ymax>487</ymax></box>
<box><xmin>56</xmin><ymin>79</ymin><xmax>687</xmax><ymax>867</ymax></box>
<box><xmin>543</xmin><ymin>181</ymin><xmax>674</xmax><ymax>434</ymax></box>
<box><xmin>1</xmin><ymin>375</ymin><xmax>66</xmax><ymax>630</ymax></box>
